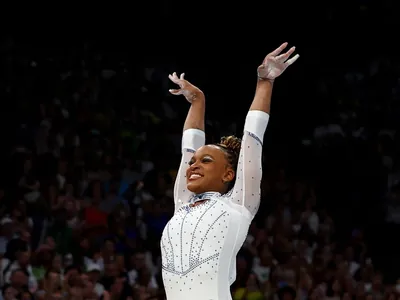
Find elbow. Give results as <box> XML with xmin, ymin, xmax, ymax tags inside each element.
<box><xmin>244</xmin><ymin>111</ymin><xmax>270</xmax><ymax>141</ymax></box>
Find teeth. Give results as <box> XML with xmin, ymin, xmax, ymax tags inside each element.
<box><xmin>190</xmin><ymin>174</ymin><xmax>201</xmax><ymax>179</ymax></box>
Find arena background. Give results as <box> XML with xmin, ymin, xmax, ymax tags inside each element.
<box><xmin>0</xmin><ymin>1</ymin><xmax>399</xmax><ymax>299</ymax></box>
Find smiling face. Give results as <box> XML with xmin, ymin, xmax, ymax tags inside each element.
<box><xmin>186</xmin><ymin>145</ymin><xmax>235</xmax><ymax>195</ymax></box>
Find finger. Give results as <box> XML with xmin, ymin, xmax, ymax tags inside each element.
<box><xmin>180</xmin><ymin>73</ymin><xmax>185</xmax><ymax>80</ymax></box>
<box><xmin>169</xmin><ymin>89</ymin><xmax>182</xmax><ymax>95</ymax></box>
<box><xmin>276</xmin><ymin>46</ymin><xmax>296</xmax><ymax>63</ymax></box>
<box><xmin>168</xmin><ymin>74</ymin><xmax>175</xmax><ymax>82</ymax></box>
<box><xmin>168</xmin><ymin>73</ymin><xmax>181</xmax><ymax>85</ymax></box>
<box><xmin>172</xmin><ymin>72</ymin><xmax>180</xmax><ymax>81</ymax></box>
<box><xmin>269</xmin><ymin>42</ymin><xmax>288</xmax><ymax>57</ymax></box>
<box><xmin>285</xmin><ymin>54</ymin><xmax>300</xmax><ymax>66</ymax></box>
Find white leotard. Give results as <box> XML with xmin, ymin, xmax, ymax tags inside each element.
<box><xmin>161</xmin><ymin>110</ymin><xmax>269</xmax><ymax>300</ymax></box>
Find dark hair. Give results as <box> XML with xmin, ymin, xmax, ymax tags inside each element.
<box><xmin>277</xmin><ymin>286</ymin><xmax>297</xmax><ymax>300</ymax></box>
<box><xmin>216</xmin><ymin>135</ymin><xmax>242</xmax><ymax>190</ymax></box>
<box><xmin>4</xmin><ymin>239</ymin><xmax>28</xmax><ymax>261</ymax></box>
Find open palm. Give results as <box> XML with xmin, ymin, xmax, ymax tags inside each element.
<box><xmin>257</xmin><ymin>42</ymin><xmax>299</xmax><ymax>80</ymax></box>
<box><xmin>168</xmin><ymin>72</ymin><xmax>203</xmax><ymax>103</ymax></box>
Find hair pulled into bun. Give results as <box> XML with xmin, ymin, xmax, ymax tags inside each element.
<box><xmin>218</xmin><ymin>136</ymin><xmax>242</xmax><ymax>155</ymax></box>
<box><xmin>216</xmin><ymin>135</ymin><xmax>242</xmax><ymax>189</ymax></box>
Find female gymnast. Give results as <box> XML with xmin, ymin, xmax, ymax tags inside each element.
<box><xmin>160</xmin><ymin>43</ymin><xmax>299</xmax><ymax>300</ymax></box>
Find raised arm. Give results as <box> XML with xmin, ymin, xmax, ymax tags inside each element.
<box><xmin>168</xmin><ymin>72</ymin><xmax>206</xmax><ymax>211</ymax></box>
<box><xmin>230</xmin><ymin>43</ymin><xmax>299</xmax><ymax>217</ymax></box>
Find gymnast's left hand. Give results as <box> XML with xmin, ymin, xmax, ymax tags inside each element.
<box><xmin>257</xmin><ymin>42</ymin><xmax>299</xmax><ymax>81</ymax></box>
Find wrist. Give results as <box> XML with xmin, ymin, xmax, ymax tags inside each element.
<box><xmin>258</xmin><ymin>75</ymin><xmax>274</xmax><ymax>82</ymax></box>
<box><xmin>257</xmin><ymin>77</ymin><xmax>274</xmax><ymax>87</ymax></box>
<box><xmin>190</xmin><ymin>90</ymin><xmax>205</xmax><ymax>103</ymax></box>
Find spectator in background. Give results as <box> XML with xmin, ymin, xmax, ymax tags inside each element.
<box><xmin>0</xmin><ymin>31</ymin><xmax>399</xmax><ymax>299</ymax></box>
<box><xmin>1</xmin><ymin>284</ymin><xmax>18</xmax><ymax>300</ymax></box>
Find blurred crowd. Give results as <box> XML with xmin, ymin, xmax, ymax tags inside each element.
<box><xmin>0</xmin><ymin>33</ymin><xmax>399</xmax><ymax>300</ymax></box>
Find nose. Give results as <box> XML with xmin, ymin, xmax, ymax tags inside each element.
<box><xmin>191</xmin><ymin>161</ymin><xmax>202</xmax><ymax>169</ymax></box>
<box><xmin>188</xmin><ymin>162</ymin><xmax>200</xmax><ymax>173</ymax></box>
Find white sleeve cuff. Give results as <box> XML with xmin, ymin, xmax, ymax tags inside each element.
<box><xmin>182</xmin><ymin>129</ymin><xmax>205</xmax><ymax>152</ymax></box>
<box><xmin>244</xmin><ymin>110</ymin><xmax>270</xmax><ymax>142</ymax></box>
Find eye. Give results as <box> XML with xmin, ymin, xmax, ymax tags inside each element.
<box><xmin>201</xmin><ymin>157</ymin><xmax>212</xmax><ymax>163</ymax></box>
<box><xmin>188</xmin><ymin>158</ymin><xmax>195</xmax><ymax>165</ymax></box>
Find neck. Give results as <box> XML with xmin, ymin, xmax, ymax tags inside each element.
<box><xmin>189</xmin><ymin>191</ymin><xmax>221</xmax><ymax>205</ymax></box>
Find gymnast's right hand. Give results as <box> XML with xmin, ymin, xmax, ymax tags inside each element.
<box><xmin>168</xmin><ymin>72</ymin><xmax>204</xmax><ymax>103</ymax></box>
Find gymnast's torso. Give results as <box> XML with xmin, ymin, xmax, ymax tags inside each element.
<box><xmin>161</xmin><ymin>111</ymin><xmax>269</xmax><ymax>300</ymax></box>
<box><xmin>161</xmin><ymin>192</ymin><xmax>252</xmax><ymax>300</ymax></box>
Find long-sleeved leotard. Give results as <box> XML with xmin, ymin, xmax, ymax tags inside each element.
<box><xmin>173</xmin><ymin>128</ymin><xmax>205</xmax><ymax>212</ymax></box>
<box><xmin>162</xmin><ymin>110</ymin><xmax>269</xmax><ymax>300</ymax></box>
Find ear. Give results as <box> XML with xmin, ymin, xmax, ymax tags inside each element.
<box><xmin>222</xmin><ymin>167</ymin><xmax>235</xmax><ymax>183</ymax></box>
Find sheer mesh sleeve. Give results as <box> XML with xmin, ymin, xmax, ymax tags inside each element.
<box><xmin>173</xmin><ymin>129</ymin><xmax>205</xmax><ymax>211</ymax></box>
<box><xmin>229</xmin><ymin>110</ymin><xmax>269</xmax><ymax>216</ymax></box>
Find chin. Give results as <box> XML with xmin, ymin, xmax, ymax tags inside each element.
<box><xmin>187</xmin><ymin>181</ymin><xmax>206</xmax><ymax>194</ymax></box>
